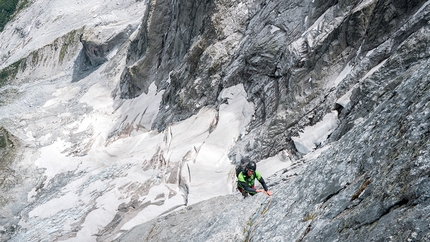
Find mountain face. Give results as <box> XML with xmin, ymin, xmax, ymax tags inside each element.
<box><xmin>1</xmin><ymin>0</ymin><xmax>429</xmax><ymax>241</ymax></box>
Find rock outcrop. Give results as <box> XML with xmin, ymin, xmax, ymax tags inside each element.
<box><xmin>115</xmin><ymin>0</ymin><xmax>430</xmax><ymax>241</ymax></box>
<box><xmin>0</xmin><ymin>0</ymin><xmax>429</xmax><ymax>241</ymax></box>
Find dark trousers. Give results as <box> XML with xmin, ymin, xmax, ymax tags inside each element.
<box><xmin>238</xmin><ymin>185</ymin><xmax>255</xmax><ymax>197</ymax></box>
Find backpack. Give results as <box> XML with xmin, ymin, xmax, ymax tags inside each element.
<box><xmin>235</xmin><ymin>158</ymin><xmax>250</xmax><ymax>177</ymax></box>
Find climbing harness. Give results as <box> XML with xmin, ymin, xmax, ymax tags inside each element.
<box><xmin>246</xmin><ymin>195</ymin><xmax>273</xmax><ymax>242</ymax></box>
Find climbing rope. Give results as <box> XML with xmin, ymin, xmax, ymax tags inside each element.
<box><xmin>246</xmin><ymin>195</ymin><xmax>273</xmax><ymax>242</ymax></box>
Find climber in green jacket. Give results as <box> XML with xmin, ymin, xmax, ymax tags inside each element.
<box><xmin>237</xmin><ymin>159</ymin><xmax>272</xmax><ymax>197</ymax></box>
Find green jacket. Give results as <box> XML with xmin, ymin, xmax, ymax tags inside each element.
<box><xmin>237</xmin><ymin>170</ymin><xmax>268</xmax><ymax>195</ymax></box>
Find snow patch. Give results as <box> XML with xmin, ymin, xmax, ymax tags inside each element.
<box><xmin>292</xmin><ymin>111</ymin><xmax>339</xmax><ymax>154</ymax></box>
<box><xmin>352</xmin><ymin>0</ymin><xmax>377</xmax><ymax>13</ymax></box>
<box><xmin>187</xmin><ymin>84</ymin><xmax>254</xmax><ymax>204</ymax></box>
<box><xmin>336</xmin><ymin>88</ymin><xmax>354</xmax><ymax>109</ymax></box>
<box><xmin>258</xmin><ymin>152</ymin><xmax>292</xmax><ymax>178</ymax></box>
<box><xmin>333</xmin><ymin>63</ymin><xmax>352</xmax><ymax>87</ymax></box>
<box><xmin>414</xmin><ymin>0</ymin><xmax>430</xmax><ymax>17</ymax></box>
<box><xmin>360</xmin><ymin>59</ymin><xmax>388</xmax><ymax>82</ymax></box>
<box><xmin>112</xmin><ymin>82</ymin><xmax>163</xmax><ymax>132</ymax></box>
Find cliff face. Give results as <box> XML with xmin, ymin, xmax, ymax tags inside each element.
<box><xmin>0</xmin><ymin>0</ymin><xmax>429</xmax><ymax>241</ymax></box>
<box><xmin>116</xmin><ymin>0</ymin><xmax>430</xmax><ymax>241</ymax></box>
<box><xmin>120</xmin><ymin>0</ymin><xmax>430</xmax><ymax>161</ymax></box>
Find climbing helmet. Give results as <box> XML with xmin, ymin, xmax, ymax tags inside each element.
<box><xmin>246</xmin><ymin>161</ymin><xmax>256</xmax><ymax>172</ymax></box>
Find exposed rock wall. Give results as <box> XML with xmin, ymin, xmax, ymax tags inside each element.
<box><xmin>119</xmin><ymin>0</ymin><xmax>217</xmax><ymax>99</ymax></box>
<box><xmin>115</xmin><ymin>0</ymin><xmax>430</xmax><ymax>241</ymax></box>
<box><xmin>0</xmin><ymin>0</ymin><xmax>428</xmax><ymax>241</ymax></box>
<box><xmin>252</xmin><ymin>29</ymin><xmax>430</xmax><ymax>242</ymax></box>
<box><xmin>118</xmin><ymin>0</ymin><xmax>429</xmax><ymax>162</ymax></box>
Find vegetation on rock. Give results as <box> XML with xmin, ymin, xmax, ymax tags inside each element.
<box><xmin>0</xmin><ymin>0</ymin><xmax>28</xmax><ymax>32</ymax></box>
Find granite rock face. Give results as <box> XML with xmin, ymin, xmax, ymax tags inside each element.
<box><xmin>118</xmin><ymin>0</ymin><xmax>429</xmax><ymax>161</ymax></box>
<box><xmin>115</xmin><ymin>0</ymin><xmax>430</xmax><ymax>241</ymax></box>
<box><xmin>0</xmin><ymin>0</ymin><xmax>429</xmax><ymax>241</ymax></box>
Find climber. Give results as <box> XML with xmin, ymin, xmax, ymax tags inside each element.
<box><xmin>237</xmin><ymin>159</ymin><xmax>272</xmax><ymax>197</ymax></box>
